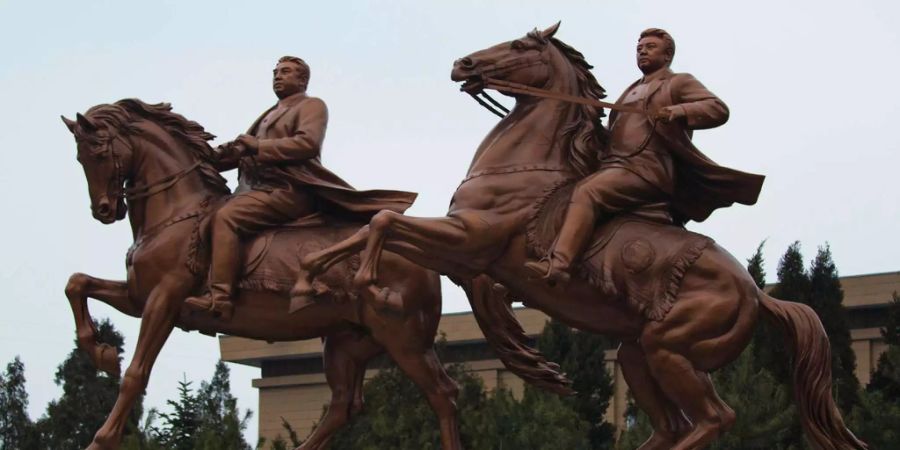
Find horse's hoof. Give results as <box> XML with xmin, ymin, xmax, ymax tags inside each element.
<box><xmin>95</xmin><ymin>344</ymin><xmax>121</xmax><ymax>378</ymax></box>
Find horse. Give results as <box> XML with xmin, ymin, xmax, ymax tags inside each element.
<box><xmin>61</xmin><ymin>99</ymin><xmax>463</xmax><ymax>450</ymax></box>
<box><xmin>294</xmin><ymin>23</ymin><xmax>867</xmax><ymax>450</ymax></box>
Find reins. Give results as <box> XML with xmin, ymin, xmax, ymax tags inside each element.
<box><xmin>468</xmin><ymin>77</ymin><xmax>649</xmax><ymax>118</ymax></box>
<box><xmin>123</xmin><ymin>160</ymin><xmax>202</xmax><ymax>201</ymax></box>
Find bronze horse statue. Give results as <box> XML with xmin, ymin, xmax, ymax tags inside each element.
<box><xmin>295</xmin><ymin>24</ymin><xmax>866</xmax><ymax>450</ymax></box>
<box><xmin>61</xmin><ymin>100</ymin><xmax>464</xmax><ymax>450</ymax></box>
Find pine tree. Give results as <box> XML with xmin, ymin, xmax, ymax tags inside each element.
<box><xmin>0</xmin><ymin>356</ymin><xmax>38</xmax><ymax>450</ymax></box>
<box><xmin>36</xmin><ymin>319</ymin><xmax>144</xmax><ymax>450</ymax></box>
<box><xmin>808</xmin><ymin>244</ymin><xmax>860</xmax><ymax>413</ymax></box>
<box><xmin>755</xmin><ymin>242</ymin><xmax>808</xmax><ymax>382</ymax></box>
<box><xmin>746</xmin><ymin>240</ymin><xmax>767</xmax><ymax>290</ymax></box>
<box><xmin>868</xmin><ymin>292</ymin><xmax>900</xmax><ymax>399</ymax></box>
<box><xmin>154</xmin><ymin>377</ymin><xmax>200</xmax><ymax>450</ymax></box>
<box><xmin>536</xmin><ymin>320</ymin><xmax>616</xmax><ymax>449</ymax></box>
<box><xmin>194</xmin><ymin>361</ymin><xmax>253</xmax><ymax>450</ymax></box>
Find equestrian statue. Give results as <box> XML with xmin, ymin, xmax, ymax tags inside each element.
<box><xmin>62</xmin><ymin>56</ymin><xmax>464</xmax><ymax>450</ymax></box>
<box><xmin>294</xmin><ymin>24</ymin><xmax>867</xmax><ymax>450</ymax></box>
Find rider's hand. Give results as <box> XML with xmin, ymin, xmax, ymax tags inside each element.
<box><xmin>655</xmin><ymin>105</ymin><xmax>686</xmax><ymax>123</ymax></box>
<box><xmin>236</xmin><ymin>134</ymin><xmax>259</xmax><ymax>155</ymax></box>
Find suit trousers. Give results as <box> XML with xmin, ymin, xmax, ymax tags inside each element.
<box><xmin>208</xmin><ymin>187</ymin><xmax>315</xmax><ymax>296</ymax></box>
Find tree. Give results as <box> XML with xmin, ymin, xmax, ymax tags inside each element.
<box><xmin>0</xmin><ymin>356</ymin><xmax>38</xmax><ymax>450</ymax></box>
<box><xmin>194</xmin><ymin>361</ymin><xmax>253</xmax><ymax>450</ymax></box>
<box><xmin>36</xmin><ymin>319</ymin><xmax>144</xmax><ymax>450</ymax></box>
<box><xmin>746</xmin><ymin>240</ymin><xmax>767</xmax><ymax>290</ymax></box>
<box><xmin>154</xmin><ymin>377</ymin><xmax>200</xmax><ymax>450</ymax></box>
<box><xmin>536</xmin><ymin>320</ymin><xmax>616</xmax><ymax>449</ymax></box>
<box><xmin>807</xmin><ymin>244</ymin><xmax>860</xmax><ymax>413</ymax></box>
<box><xmin>868</xmin><ymin>292</ymin><xmax>900</xmax><ymax>399</ymax></box>
<box><xmin>328</xmin><ymin>338</ymin><xmax>591</xmax><ymax>449</ymax></box>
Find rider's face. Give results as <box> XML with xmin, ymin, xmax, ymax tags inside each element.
<box><xmin>272</xmin><ymin>62</ymin><xmax>306</xmax><ymax>99</ymax></box>
<box><xmin>636</xmin><ymin>36</ymin><xmax>671</xmax><ymax>74</ymax></box>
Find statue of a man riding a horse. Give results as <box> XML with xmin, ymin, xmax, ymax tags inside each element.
<box><xmin>63</xmin><ymin>22</ymin><xmax>865</xmax><ymax>450</ymax></box>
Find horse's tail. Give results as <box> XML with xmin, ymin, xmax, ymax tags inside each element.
<box><xmin>461</xmin><ymin>275</ymin><xmax>573</xmax><ymax>396</ymax></box>
<box><xmin>758</xmin><ymin>292</ymin><xmax>867</xmax><ymax>450</ymax></box>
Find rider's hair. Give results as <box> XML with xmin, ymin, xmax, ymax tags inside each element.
<box><xmin>277</xmin><ymin>56</ymin><xmax>310</xmax><ymax>87</ymax></box>
<box><xmin>639</xmin><ymin>28</ymin><xmax>675</xmax><ymax>65</ymax></box>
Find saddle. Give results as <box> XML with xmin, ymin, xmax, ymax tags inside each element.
<box><xmin>527</xmin><ymin>181</ymin><xmax>713</xmax><ymax>321</ymax></box>
<box><xmin>188</xmin><ymin>209</ymin><xmax>360</xmax><ymax>301</ymax></box>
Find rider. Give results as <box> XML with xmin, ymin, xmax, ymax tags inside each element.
<box><xmin>186</xmin><ymin>56</ymin><xmax>417</xmax><ymax>319</ymax></box>
<box><xmin>525</xmin><ymin>28</ymin><xmax>764</xmax><ymax>285</ymax></box>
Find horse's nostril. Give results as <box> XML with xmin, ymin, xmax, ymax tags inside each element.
<box><xmin>460</xmin><ymin>57</ymin><xmax>474</xmax><ymax>68</ymax></box>
<box><xmin>97</xmin><ymin>203</ymin><xmax>110</xmax><ymax>216</ymax></box>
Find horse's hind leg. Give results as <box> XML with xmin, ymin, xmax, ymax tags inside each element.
<box><xmin>292</xmin><ymin>226</ymin><xmax>372</xmax><ymax>300</ymax></box>
<box><xmin>87</xmin><ymin>282</ymin><xmax>184</xmax><ymax>450</ymax></box>
<box><xmin>298</xmin><ymin>331</ymin><xmax>382</xmax><ymax>450</ymax></box>
<box><xmin>379</xmin><ymin>336</ymin><xmax>462</xmax><ymax>450</ymax></box>
<box><xmin>65</xmin><ymin>273</ymin><xmax>137</xmax><ymax>377</ymax></box>
<box><xmin>618</xmin><ymin>341</ymin><xmax>690</xmax><ymax>450</ymax></box>
<box><xmin>642</xmin><ymin>340</ymin><xmax>726</xmax><ymax>450</ymax></box>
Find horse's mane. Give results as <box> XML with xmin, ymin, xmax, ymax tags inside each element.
<box><xmin>530</xmin><ymin>30</ymin><xmax>609</xmax><ymax>178</ymax></box>
<box><xmin>84</xmin><ymin>99</ymin><xmax>231</xmax><ymax>196</ymax></box>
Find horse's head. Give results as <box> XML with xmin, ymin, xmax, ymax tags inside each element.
<box><xmin>62</xmin><ymin>108</ymin><xmax>134</xmax><ymax>224</ymax></box>
<box><xmin>452</xmin><ymin>22</ymin><xmax>563</xmax><ymax>96</ymax></box>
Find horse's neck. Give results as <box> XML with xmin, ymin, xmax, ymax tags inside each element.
<box><xmin>127</xmin><ymin>125</ymin><xmax>215</xmax><ymax>238</ymax></box>
<box><xmin>467</xmin><ymin>83</ymin><xmax>577</xmax><ymax>174</ymax></box>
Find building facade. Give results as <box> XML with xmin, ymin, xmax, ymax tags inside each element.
<box><xmin>219</xmin><ymin>271</ymin><xmax>900</xmax><ymax>445</ymax></box>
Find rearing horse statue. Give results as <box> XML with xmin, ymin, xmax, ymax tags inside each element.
<box><xmin>61</xmin><ymin>100</ymin><xmax>463</xmax><ymax>450</ymax></box>
<box><xmin>296</xmin><ymin>24</ymin><xmax>866</xmax><ymax>450</ymax></box>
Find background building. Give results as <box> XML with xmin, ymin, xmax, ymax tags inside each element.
<box><xmin>219</xmin><ymin>271</ymin><xmax>900</xmax><ymax>445</ymax></box>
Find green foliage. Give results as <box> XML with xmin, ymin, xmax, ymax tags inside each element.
<box><xmin>847</xmin><ymin>375</ymin><xmax>900</xmax><ymax>449</ymax></box>
<box><xmin>746</xmin><ymin>240</ymin><xmax>767</xmax><ymax>290</ymax></box>
<box><xmin>327</xmin><ymin>338</ymin><xmax>591</xmax><ymax>449</ymax></box>
<box><xmin>808</xmin><ymin>244</ymin><xmax>860</xmax><ymax>412</ymax></box>
<box><xmin>614</xmin><ymin>401</ymin><xmax>652</xmax><ymax>450</ymax></box>
<box><xmin>0</xmin><ymin>356</ymin><xmax>38</xmax><ymax>450</ymax></box>
<box><xmin>709</xmin><ymin>343</ymin><xmax>799</xmax><ymax>450</ymax></box>
<box><xmin>536</xmin><ymin>320</ymin><xmax>616</xmax><ymax>449</ymax></box>
<box><xmin>36</xmin><ymin>319</ymin><xmax>144</xmax><ymax>450</ymax></box>
<box><xmin>147</xmin><ymin>364</ymin><xmax>252</xmax><ymax>450</ymax></box>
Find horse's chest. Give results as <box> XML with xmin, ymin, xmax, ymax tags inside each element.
<box><xmin>126</xmin><ymin>222</ymin><xmax>197</xmax><ymax>299</ymax></box>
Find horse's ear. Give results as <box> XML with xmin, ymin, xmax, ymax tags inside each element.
<box><xmin>61</xmin><ymin>115</ymin><xmax>77</xmax><ymax>134</ymax></box>
<box><xmin>542</xmin><ymin>21</ymin><xmax>561</xmax><ymax>39</ymax></box>
<box><xmin>76</xmin><ymin>112</ymin><xmax>97</xmax><ymax>133</ymax></box>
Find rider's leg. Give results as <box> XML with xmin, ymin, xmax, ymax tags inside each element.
<box><xmin>525</xmin><ymin>168</ymin><xmax>663</xmax><ymax>284</ymax></box>
<box><xmin>186</xmin><ymin>189</ymin><xmax>313</xmax><ymax>318</ymax></box>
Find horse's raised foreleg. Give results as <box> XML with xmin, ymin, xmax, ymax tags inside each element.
<box><xmin>292</xmin><ymin>225</ymin><xmax>372</xmax><ymax>301</ymax></box>
<box><xmin>354</xmin><ymin>210</ymin><xmax>470</xmax><ymax>289</ymax></box>
<box><xmin>65</xmin><ymin>273</ymin><xmax>138</xmax><ymax>377</ymax></box>
<box><xmin>297</xmin><ymin>331</ymin><xmax>382</xmax><ymax>450</ymax></box>
<box><xmin>87</xmin><ymin>280</ymin><xmax>185</xmax><ymax>450</ymax></box>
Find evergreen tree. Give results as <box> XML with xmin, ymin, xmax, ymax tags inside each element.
<box><xmin>536</xmin><ymin>320</ymin><xmax>616</xmax><ymax>449</ymax></box>
<box><xmin>868</xmin><ymin>292</ymin><xmax>900</xmax><ymax>399</ymax></box>
<box><xmin>154</xmin><ymin>377</ymin><xmax>200</xmax><ymax>450</ymax></box>
<box><xmin>0</xmin><ymin>356</ymin><xmax>38</xmax><ymax>450</ymax></box>
<box><xmin>36</xmin><ymin>319</ymin><xmax>144</xmax><ymax>450</ymax></box>
<box><xmin>746</xmin><ymin>240</ymin><xmax>767</xmax><ymax>290</ymax></box>
<box><xmin>328</xmin><ymin>338</ymin><xmax>591</xmax><ymax>449</ymax></box>
<box><xmin>755</xmin><ymin>242</ymin><xmax>808</xmax><ymax>382</ymax></box>
<box><xmin>194</xmin><ymin>361</ymin><xmax>253</xmax><ymax>450</ymax></box>
<box><xmin>807</xmin><ymin>244</ymin><xmax>860</xmax><ymax>413</ymax></box>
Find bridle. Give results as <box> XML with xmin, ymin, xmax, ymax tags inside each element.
<box><xmin>464</xmin><ymin>47</ymin><xmax>649</xmax><ymax>118</ymax></box>
<box><xmin>96</xmin><ymin>131</ymin><xmax>201</xmax><ymax>203</ymax></box>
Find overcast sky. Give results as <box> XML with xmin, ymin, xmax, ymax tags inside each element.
<box><xmin>1</xmin><ymin>0</ymin><xmax>898</xmax><ymax>444</ymax></box>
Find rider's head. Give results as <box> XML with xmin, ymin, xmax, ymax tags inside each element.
<box><xmin>273</xmin><ymin>56</ymin><xmax>310</xmax><ymax>99</ymax></box>
<box><xmin>637</xmin><ymin>28</ymin><xmax>675</xmax><ymax>74</ymax></box>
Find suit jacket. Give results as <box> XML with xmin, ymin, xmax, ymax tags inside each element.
<box><xmin>608</xmin><ymin>68</ymin><xmax>764</xmax><ymax>223</ymax></box>
<box><xmin>229</xmin><ymin>92</ymin><xmax>417</xmax><ymax>218</ymax></box>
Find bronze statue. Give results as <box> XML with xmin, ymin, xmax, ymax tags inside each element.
<box><xmin>296</xmin><ymin>24</ymin><xmax>867</xmax><ymax>450</ymax></box>
<box><xmin>524</xmin><ymin>28</ymin><xmax>763</xmax><ymax>285</ymax></box>
<box><xmin>62</xmin><ymin>97</ymin><xmax>464</xmax><ymax>449</ymax></box>
<box><xmin>185</xmin><ymin>56</ymin><xmax>416</xmax><ymax>319</ymax></box>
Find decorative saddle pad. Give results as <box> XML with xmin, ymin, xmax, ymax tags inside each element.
<box><xmin>527</xmin><ymin>182</ymin><xmax>713</xmax><ymax>321</ymax></box>
<box><xmin>190</xmin><ymin>211</ymin><xmax>359</xmax><ymax>299</ymax></box>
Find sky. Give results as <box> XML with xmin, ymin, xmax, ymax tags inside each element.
<box><xmin>1</xmin><ymin>0</ymin><xmax>898</xmax><ymax>445</ymax></box>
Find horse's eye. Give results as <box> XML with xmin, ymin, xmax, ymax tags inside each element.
<box><xmin>511</xmin><ymin>40</ymin><xmax>525</xmax><ymax>51</ymax></box>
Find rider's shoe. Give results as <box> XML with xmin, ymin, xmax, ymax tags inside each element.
<box><xmin>185</xmin><ymin>291</ymin><xmax>235</xmax><ymax>321</ymax></box>
<box><xmin>524</xmin><ymin>257</ymin><xmax>572</xmax><ymax>287</ymax></box>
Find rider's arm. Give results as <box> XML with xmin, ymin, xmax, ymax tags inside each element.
<box><xmin>255</xmin><ymin>98</ymin><xmax>328</xmax><ymax>163</ymax></box>
<box><xmin>671</xmin><ymin>73</ymin><xmax>729</xmax><ymax>130</ymax></box>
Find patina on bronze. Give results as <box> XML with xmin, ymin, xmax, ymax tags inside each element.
<box><xmin>297</xmin><ymin>24</ymin><xmax>866</xmax><ymax>450</ymax></box>
<box><xmin>61</xmin><ymin>95</ymin><xmax>463</xmax><ymax>448</ymax></box>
